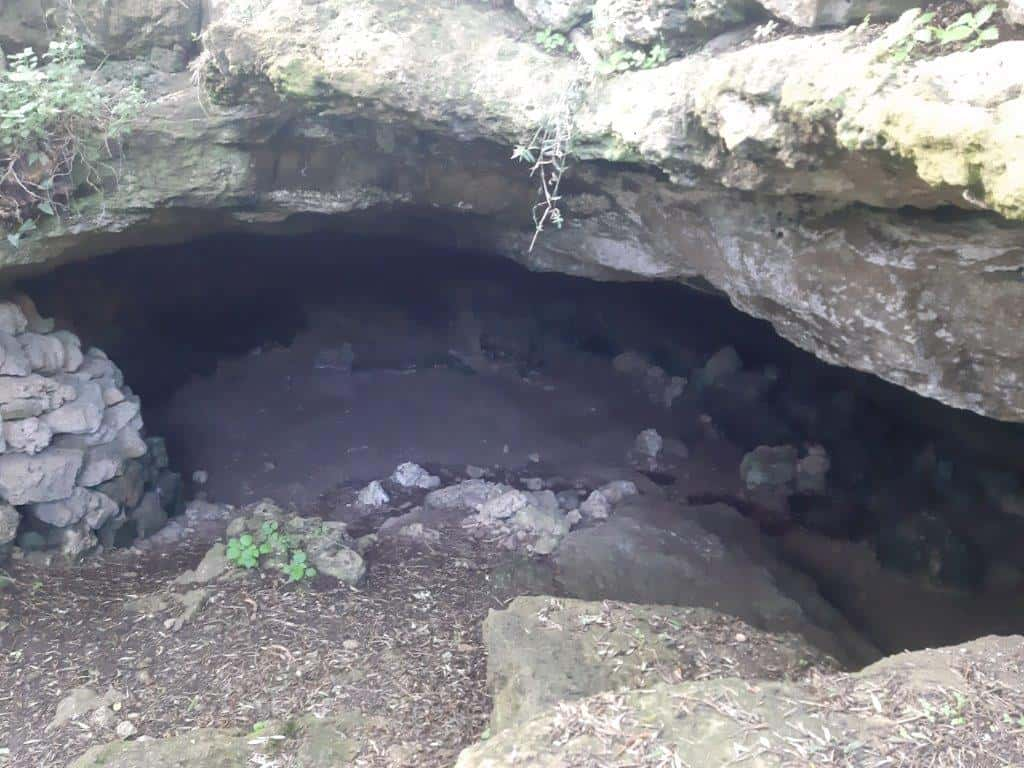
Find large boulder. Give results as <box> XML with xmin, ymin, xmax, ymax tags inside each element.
<box><xmin>484</xmin><ymin>595</ymin><xmax>838</xmax><ymax>731</ymax></box>
<box><xmin>550</xmin><ymin>498</ymin><xmax>878</xmax><ymax>665</ymax></box>
<box><xmin>457</xmin><ymin>635</ymin><xmax>1024</xmax><ymax>767</ymax></box>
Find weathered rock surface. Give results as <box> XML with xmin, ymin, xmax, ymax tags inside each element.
<box><xmin>0</xmin><ymin>0</ymin><xmax>200</xmax><ymax>71</ymax></box>
<box><xmin>69</xmin><ymin>713</ymin><xmax>362</xmax><ymax>768</ymax></box>
<box><xmin>1</xmin><ymin>1</ymin><xmax>1023</xmax><ymax>424</ymax></box>
<box><xmin>484</xmin><ymin>595</ymin><xmax>838</xmax><ymax>731</ymax></box>
<box><xmin>548</xmin><ymin>498</ymin><xmax>878</xmax><ymax>665</ymax></box>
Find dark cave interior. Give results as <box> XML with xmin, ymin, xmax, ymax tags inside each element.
<box><xmin>15</xmin><ymin>229</ymin><xmax>1024</xmax><ymax>654</ymax></box>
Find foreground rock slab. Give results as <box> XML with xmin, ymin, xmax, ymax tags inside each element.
<box><xmin>69</xmin><ymin>713</ymin><xmax>361</xmax><ymax>768</ymax></box>
<box><xmin>485</xmin><ymin>595</ymin><xmax>838</xmax><ymax>731</ymax></box>
<box><xmin>457</xmin><ymin>635</ymin><xmax>1024</xmax><ymax>767</ymax></box>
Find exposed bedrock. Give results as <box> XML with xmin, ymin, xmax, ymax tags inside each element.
<box><xmin>1</xmin><ymin>0</ymin><xmax>1023</xmax><ymax>421</ymax></box>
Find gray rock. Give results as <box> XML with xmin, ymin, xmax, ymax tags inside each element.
<box><xmin>740</xmin><ymin>445</ymin><xmax>799</xmax><ymax>489</ymax></box>
<box><xmin>634</xmin><ymin>428</ymin><xmax>663</xmax><ymax>460</ymax></box>
<box><xmin>0</xmin><ymin>502</ymin><xmax>18</xmax><ymax>545</ymax></box>
<box><xmin>0</xmin><ymin>373</ymin><xmax>75</xmax><ymax>414</ymax></box>
<box><xmin>154</xmin><ymin>470</ymin><xmax>185</xmax><ymax>519</ymax></box>
<box><xmin>78</xmin><ymin>397</ymin><xmax>141</xmax><ymax>447</ymax></box>
<box><xmin>390</xmin><ymin>461</ymin><xmax>441</xmax><ymax>489</ymax></box>
<box><xmin>1007</xmin><ymin>0</ymin><xmax>1024</xmax><ymax>25</ymax></box>
<box><xmin>357</xmin><ymin>479</ymin><xmax>390</xmax><ymax>507</ymax></box>
<box><xmin>0</xmin><ymin>332</ymin><xmax>31</xmax><ymax>376</ymax></box>
<box><xmin>61</xmin><ymin>425</ymin><xmax>148</xmax><ymax>488</ymax></box>
<box><xmin>398</xmin><ymin>522</ymin><xmax>441</xmax><ymax>542</ymax></box>
<box><xmin>593</xmin><ymin>0</ymin><xmax>761</xmax><ymax>57</ymax></box>
<box><xmin>556</xmin><ymin>489</ymin><xmax>581</xmax><ymax>510</ymax></box>
<box><xmin>184</xmin><ymin>499</ymin><xmax>232</xmax><ymax>523</ymax></box>
<box><xmin>131</xmin><ymin>491</ymin><xmax>168</xmax><ymax>539</ymax></box>
<box><xmin>511</xmin><ymin>503</ymin><xmax>570</xmax><ymax>539</ymax></box>
<box><xmin>176</xmin><ymin>542</ymin><xmax>229</xmax><ymax>585</ymax></box>
<box><xmin>597</xmin><ymin>480</ymin><xmax>638</xmax><ymax>503</ymax></box>
<box><xmin>426</xmin><ymin>479</ymin><xmax>512</xmax><ymax>510</ymax></box>
<box><xmin>0</xmin><ymin>301</ymin><xmax>28</xmax><ymax>336</ymax></box>
<box><xmin>796</xmin><ymin>444</ymin><xmax>830</xmax><ymax>494</ymax></box>
<box><xmin>2</xmin><ymin>416</ymin><xmax>52</xmax><ymax>454</ymax></box>
<box><xmin>479</xmin><ymin>489</ymin><xmax>532</xmax><ymax>522</ymax></box>
<box><xmin>312</xmin><ymin>545</ymin><xmax>366</xmax><ymax>585</ymax></box>
<box><xmin>700</xmin><ymin>346</ymin><xmax>742</xmax><ymax>387</ymax></box>
<box><xmin>484</xmin><ymin>596</ymin><xmax>837</xmax><ymax>732</ymax></box>
<box><xmin>612</xmin><ymin>350</ymin><xmax>649</xmax><ymax>376</ymax></box>
<box><xmin>0</xmin><ymin>446</ymin><xmax>83</xmax><ymax>504</ymax></box>
<box><xmin>56</xmin><ymin>522</ymin><xmax>98</xmax><ymax>560</ymax></box>
<box><xmin>0</xmin><ymin>0</ymin><xmax>201</xmax><ymax>68</ymax></box>
<box><xmin>758</xmin><ymin>0</ymin><xmax>918</xmax><ymax>27</ymax></box>
<box><xmin>514</xmin><ymin>0</ymin><xmax>593</xmax><ymax>30</ymax></box>
<box><xmin>96</xmin><ymin>459</ymin><xmax>146</xmax><ymax>509</ymax></box>
<box><xmin>554</xmin><ymin>499</ymin><xmax>875</xmax><ymax>664</ymax></box>
<box><xmin>29</xmin><ymin>487</ymin><xmax>119</xmax><ymax>529</ymax></box>
<box><xmin>19</xmin><ymin>332</ymin><xmax>66</xmax><ymax>373</ymax></box>
<box><xmin>579</xmin><ymin>489</ymin><xmax>612</xmax><ymax>519</ymax></box>
<box><xmin>43</xmin><ymin>376</ymin><xmax>105</xmax><ymax>435</ymax></box>
<box><xmin>52</xmin><ymin>331</ymin><xmax>84</xmax><ymax>372</ymax></box>
<box><xmin>47</xmin><ymin>687</ymin><xmax>123</xmax><ymax>732</ymax></box>
<box><xmin>12</xmin><ymin>294</ymin><xmax>53</xmax><ymax>334</ymax></box>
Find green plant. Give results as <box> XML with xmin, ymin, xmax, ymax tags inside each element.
<box><xmin>596</xmin><ymin>43</ymin><xmax>669</xmax><ymax>74</ymax></box>
<box><xmin>889</xmin><ymin>4</ymin><xmax>999</xmax><ymax>63</ymax></box>
<box><xmin>0</xmin><ymin>36</ymin><xmax>144</xmax><ymax>246</ymax></box>
<box><xmin>536</xmin><ymin>28</ymin><xmax>574</xmax><ymax>54</ymax></box>
<box><xmin>226</xmin><ymin>519</ymin><xmax>317</xmax><ymax>582</ymax></box>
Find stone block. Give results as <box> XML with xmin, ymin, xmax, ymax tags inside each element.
<box><xmin>0</xmin><ymin>447</ymin><xmax>84</xmax><ymax>505</ymax></box>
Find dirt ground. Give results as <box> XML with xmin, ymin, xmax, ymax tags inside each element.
<box><xmin>0</xmin><ymin>508</ymin><xmax>525</xmax><ymax>768</ymax></box>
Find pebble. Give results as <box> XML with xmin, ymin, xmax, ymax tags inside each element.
<box><xmin>116</xmin><ymin>720</ymin><xmax>137</xmax><ymax>739</ymax></box>
<box><xmin>342</xmin><ymin>639</ymin><xmax>360</xmax><ymax>651</ymax></box>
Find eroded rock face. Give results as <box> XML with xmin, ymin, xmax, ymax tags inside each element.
<box><xmin>0</xmin><ymin>0</ymin><xmax>200</xmax><ymax>71</ymax></box>
<box><xmin>1</xmin><ymin>0</ymin><xmax>1022</xmax><ymax>423</ymax></box>
<box><xmin>484</xmin><ymin>596</ymin><xmax>838</xmax><ymax>731</ymax></box>
<box><xmin>457</xmin><ymin>635</ymin><xmax>1024</xmax><ymax>767</ymax></box>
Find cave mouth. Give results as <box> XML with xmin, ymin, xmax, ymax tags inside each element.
<box><xmin>14</xmin><ymin>229</ymin><xmax>1024</xmax><ymax>657</ymax></box>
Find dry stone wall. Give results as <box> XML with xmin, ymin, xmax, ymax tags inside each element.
<box><xmin>0</xmin><ymin>296</ymin><xmax>180</xmax><ymax>562</ymax></box>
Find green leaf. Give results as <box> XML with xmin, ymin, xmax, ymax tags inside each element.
<box><xmin>973</xmin><ymin>3</ymin><xmax>996</xmax><ymax>25</ymax></box>
<box><xmin>7</xmin><ymin>233</ymin><xmax>20</xmax><ymax>248</ymax></box>
<box><xmin>938</xmin><ymin>25</ymin><xmax>975</xmax><ymax>43</ymax></box>
<box><xmin>291</xmin><ymin>551</ymin><xmax>307</xmax><ymax>565</ymax></box>
<box><xmin>239</xmin><ymin>534</ymin><xmax>253</xmax><ymax>547</ymax></box>
<box><xmin>37</xmin><ymin>201</ymin><xmax>54</xmax><ymax>216</ymax></box>
<box><xmin>978</xmin><ymin>26</ymin><xmax>999</xmax><ymax>41</ymax></box>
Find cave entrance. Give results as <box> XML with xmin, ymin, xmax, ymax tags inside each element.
<box><xmin>14</xmin><ymin>230</ymin><xmax>1024</xmax><ymax>657</ymax></box>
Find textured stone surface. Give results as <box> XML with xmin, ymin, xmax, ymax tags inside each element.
<box><xmin>759</xmin><ymin>0</ymin><xmax>919</xmax><ymax>27</ymax></box>
<box><xmin>0</xmin><ymin>0</ymin><xmax>201</xmax><ymax>70</ymax></box>
<box><xmin>484</xmin><ymin>596</ymin><xmax>838</xmax><ymax>730</ymax></box>
<box><xmin>1</xmin><ymin>1</ymin><xmax>1022</xmax><ymax>422</ymax></box>
<box><xmin>457</xmin><ymin>635</ymin><xmax>1024</xmax><ymax>767</ymax></box>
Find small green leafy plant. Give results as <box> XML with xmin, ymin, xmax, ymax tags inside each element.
<box><xmin>536</xmin><ymin>28</ymin><xmax>574</xmax><ymax>54</ymax></box>
<box><xmin>889</xmin><ymin>4</ymin><xmax>999</xmax><ymax>63</ymax></box>
<box><xmin>226</xmin><ymin>520</ymin><xmax>317</xmax><ymax>582</ymax></box>
<box><xmin>0</xmin><ymin>36</ymin><xmax>144</xmax><ymax>246</ymax></box>
<box><xmin>596</xmin><ymin>43</ymin><xmax>669</xmax><ymax>74</ymax></box>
